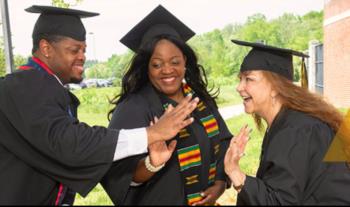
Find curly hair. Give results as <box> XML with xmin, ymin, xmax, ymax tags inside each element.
<box><xmin>108</xmin><ymin>34</ymin><xmax>219</xmax><ymax>120</ymax></box>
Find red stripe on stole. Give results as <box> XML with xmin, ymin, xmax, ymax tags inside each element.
<box><xmin>18</xmin><ymin>65</ymin><xmax>32</xmax><ymax>70</ymax></box>
<box><xmin>205</xmin><ymin>122</ymin><xmax>217</xmax><ymax>129</ymax></box>
<box><xmin>32</xmin><ymin>56</ymin><xmax>54</xmax><ymax>75</ymax></box>
<box><xmin>55</xmin><ymin>183</ymin><xmax>64</xmax><ymax>205</ymax></box>
<box><xmin>179</xmin><ymin>154</ymin><xmax>201</xmax><ymax>163</ymax></box>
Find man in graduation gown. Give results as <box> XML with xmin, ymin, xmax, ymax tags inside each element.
<box><xmin>0</xmin><ymin>5</ymin><xmax>198</xmax><ymax>205</ymax></box>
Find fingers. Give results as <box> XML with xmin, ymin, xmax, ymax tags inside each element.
<box><xmin>192</xmin><ymin>192</ymin><xmax>212</xmax><ymax>206</ymax></box>
<box><xmin>168</xmin><ymin>140</ymin><xmax>177</xmax><ymax>153</ymax></box>
<box><xmin>173</xmin><ymin>94</ymin><xmax>193</xmax><ymax>113</ymax></box>
<box><xmin>172</xmin><ymin>95</ymin><xmax>199</xmax><ymax>118</ymax></box>
<box><xmin>231</xmin><ymin>125</ymin><xmax>251</xmax><ymax>151</ymax></box>
<box><xmin>182</xmin><ymin>97</ymin><xmax>199</xmax><ymax>116</ymax></box>
<box><xmin>178</xmin><ymin>117</ymin><xmax>194</xmax><ymax>129</ymax></box>
<box><xmin>165</xmin><ymin>104</ymin><xmax>174</xmax><ymax>114</ymax></box>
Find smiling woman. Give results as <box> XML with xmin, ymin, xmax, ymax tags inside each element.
<box><xmin>224</xmin><ymin>40</ymin><xmax>350</xmax><ymax>205</ymax></box>
<box><xmin>101</xmin><ymin>5</ymin><xmax>233</xmax><ymax>206</ymax></box>
<box><xmin>148</xmin><ymin>39</ymin><xmax>187</xmax><ymax>102</ymax></box>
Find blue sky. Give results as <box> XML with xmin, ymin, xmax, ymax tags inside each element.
<box><xmin>3</xmin><ymin>0</ymin><xmax>324</xmax><ymax>61</ymax></box>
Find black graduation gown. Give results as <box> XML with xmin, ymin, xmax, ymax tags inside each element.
<box><xmin>0</xmin><ymin>69</ymin><xmax>119</xmax><ymax>205</ymax></box>
<box><xmin>101</xmin><ymin>84</ymin><xmax>232</xmax><ymax>205</ymax></box>
<box><xmin>237</xmin><ymin>108</ymin><xmax>350</xmax><ymax>205</ymax></box>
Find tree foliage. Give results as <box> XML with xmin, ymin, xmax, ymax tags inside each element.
<box><xmin>1</xmin><ymin>10</ymin><xmax>323</xmax><ymax>81</ymax></box>
<box><xmin>51</xmin><ymin>0</ymin><xmax>83</xmax><ymax>8</ymax></box>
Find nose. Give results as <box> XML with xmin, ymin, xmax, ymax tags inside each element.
<box><xmin>161</xmin><ymin>63</ymin><xmax>174</xmax><ymax>74</ymax></box>
<box><xmin>236</xmin><ymin>79</ymin><xmax>244</xmax><ymax>93</ymax></box>
<box><xmin>78</xmin><ymin>50</ymin><xmax>86</xmax><ymax>62</ymax></box>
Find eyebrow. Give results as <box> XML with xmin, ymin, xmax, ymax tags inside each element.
<box><xmin>150</xmin><ymin>55</ymin><xmax>182</xmax><ymax>60</ymax></box>
<box><xmin>238</xmin><ymin>71</ymin><xmax>252</xmax><ymax>78</ymax></box>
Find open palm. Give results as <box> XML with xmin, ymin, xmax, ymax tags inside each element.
<box><xmin>148</xmin><ymin>118</ymin><xmax>177</xmax><ymax>167</ymax></box>
<box><xmin>148</xmin><ymin>140</ymin><xmax>177</xmax><ymax>167</ymax></box>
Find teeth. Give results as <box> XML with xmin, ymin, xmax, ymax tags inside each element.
<box><xmin>242</xmin><ymin>97</ymin><xmax>252</xmax><ymax>101</ymax></box>
<box><xmin>74</xmin><ymin>66</ymin><xmax>84</xmax><ymax>70</ymax></box>
<box><xmin>162</xmin><ymin>77</ymin><xmax>175</xmax><ymax>82</ymax></box>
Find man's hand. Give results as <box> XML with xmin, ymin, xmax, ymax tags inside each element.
<box><xmin>146</xmin><ymin>95</ymin><xmax>199</xmax><ymax>145</ymax></box>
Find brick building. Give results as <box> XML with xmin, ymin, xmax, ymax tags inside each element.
<box><xmin>323</xmin><ymin>0</ymin><xmax>350</xmax><ymax>107</ymax></box>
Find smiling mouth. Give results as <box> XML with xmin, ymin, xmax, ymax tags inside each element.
<box><xmin>161</xmin><ymin>77</ymin><xmax>176</xmax><ymax>83</ymax></box>
<box><xmin>73</xmin><ymin>65</ymin><xmax>84</xmax><ymax>71</ymax></box>
<box><xmin>242</xmin><ymin>96</ymin><xmax>252</xmax><ymax>103</ymax></box>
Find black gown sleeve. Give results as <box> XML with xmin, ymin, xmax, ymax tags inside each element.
<box><xmin>101</xmin><ymin>94</ymin><xmax>151</xmax><ymax>205</ymax></box>
<box><xmin>237</xmin><ymin>122</ymin><xmax>334</xmax><ymax>205</ymax></box>
<box><xmin>0</xmin><ymin>70</ymin><xmax>119</xmax><ymax>196</ymax></box>
<box><xmin>213</xmin><ymin>107</ymin><xmax>233</xmax><ymax>182</ymax></box>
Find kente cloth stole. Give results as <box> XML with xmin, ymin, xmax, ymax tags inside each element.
<box><xmin>158</xmin><ymin>83</ymin><xmax>221</xmax><ymax>205</ymax></box>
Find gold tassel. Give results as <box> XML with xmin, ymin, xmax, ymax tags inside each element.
<box><xmin>301</xmin><ymin>57</ymin><xmax>308</xmax><ymax>89</ymax></box>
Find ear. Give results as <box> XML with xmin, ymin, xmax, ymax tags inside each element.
<box><xmin>271</xmin><ymin>89</ymin><xmax>278</xmax><ymax>98</ymax></box>
<box><xmin>38</xmin><ymin>39</ymin><xmax>52</xmax><ymax>58</ymax></box>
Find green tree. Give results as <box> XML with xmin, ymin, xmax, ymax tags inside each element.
<box><xmin>51</xmin><ymin>0</ymin><xmax>83</xmax><ymax>8</ymax></box>
<box><xmin>0</xmin><ymin>50</ymin><xmax>5</xmax><ymax>77</ymax></box>
<box><xmin>0</xmin><ymin>37</ymin><xmax>6</xmax><ymax>76</ymax></box>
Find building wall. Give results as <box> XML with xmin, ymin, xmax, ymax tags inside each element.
<box><xmin>324</xmin><ymin>0</ymin><xmax>350</xmax><ymax>108</ymax></box>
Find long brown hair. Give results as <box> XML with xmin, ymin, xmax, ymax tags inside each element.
<box><xmin>252</xmin><ymin>71</ymin><xmax>343</xmax><ymax>132</ymax></box>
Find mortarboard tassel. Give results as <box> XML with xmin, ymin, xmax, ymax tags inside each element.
<box><xmin>301</xmin><ymin>57</ymin><xmax>308</xmax><ymax>89</ymax></box>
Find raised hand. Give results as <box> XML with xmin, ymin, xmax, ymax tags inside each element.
<box><xmin>146</xmin><ymin>94</ymin><xmax>199</xmax><ymax>145</ymax></box>
<box><xmin>148</xmin><ymin>119</ymin><xmax>177</xmax><ymax>167</ymax></box>
<box><xmin>148</xmin><ymin>140</ymin><xmax>177</xmax><ymax>167</ymax></box>
<box><xmin>224</xmin><ymin>125</ymin><xmax>251</xmax><ymax>191</ymax></box>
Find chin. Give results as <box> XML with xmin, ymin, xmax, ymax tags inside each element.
<box><xmin>70</xmin><ymin>77</ymin><xmax>83</xmax><ymax>84</ymax></box>
<box><xmin>244</xmin><ymin>107</ymin><xmax>254</xmax><ymax>114</ymax></box>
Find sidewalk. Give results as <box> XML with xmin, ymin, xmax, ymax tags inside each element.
<box><xmin>218</xmin><ymin>104</ymin><xmax>245</xmax><ymax>120</ymax></box>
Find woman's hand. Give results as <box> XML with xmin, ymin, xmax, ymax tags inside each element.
<box><xmin>192</xmin><ymin>180</ymin><xmax>226</xmax><ymax>206</ymax></box>
<box><xmin>224</xmin><ymin>125</ymin><xmax>251</xmax><ymax>191</ymax></box>
<box><xmin>148</xmin><ymin>118</ymin><xmax>177</xmax><ymax>167</ymax></box>
<box><xmin>148</xmin><ymin>140</ymin><xmax>177</xmax><ymax>167</ymax></box>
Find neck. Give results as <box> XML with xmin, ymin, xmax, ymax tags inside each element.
<box><xmin>167</xmin><ymin>89</ymin><xmax>185</xmax><ymax>103</ymax></box>
<box><xmin>32</xmin><ymin>53</ymin><xmax>65</xmax><ymax>85</ymax></box>
<box><xmin>261</xmin><ymin>101</ymin><xmax>283</xmax><ymax>127</ymax></box>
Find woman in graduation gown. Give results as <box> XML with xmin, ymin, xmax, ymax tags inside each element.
<box><xmin>101</xmin><ymin>5</ymin><xmax>232</xmax><ymax>206</ymax></box>
<box><xmin>224</xmin><ymin>40</ymin><xmax>350</xmax><ymax>205</ymax></box>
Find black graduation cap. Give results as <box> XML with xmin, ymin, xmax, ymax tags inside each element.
<box><xmin>25</xmin><ymin>5</ymin><xmax>99</xmax><ymax>41</ymax></box>
<box><xmin>120</xmin><ymin>5</ymin><xmax>195</xmax><ymax>52</ymax></box>
<box><xmin>232</xmin><ymin>39</ymin><xmax>309</xmax><ymax>87</ymax></box>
